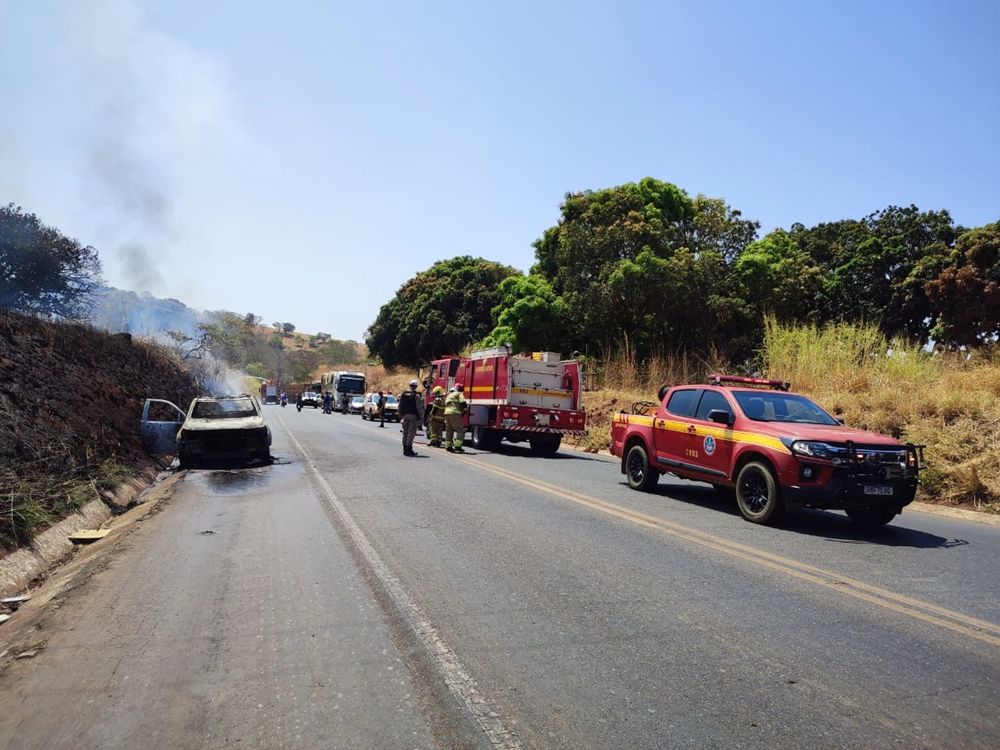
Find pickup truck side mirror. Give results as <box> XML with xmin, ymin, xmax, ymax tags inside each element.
<box><xmin>708</xmin><ymin>409</ymin><xmax>735</xmax><ymax>427</ymax></box>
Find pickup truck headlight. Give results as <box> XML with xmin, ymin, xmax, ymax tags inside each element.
<box><xmin>789</xmin><ymin>440</ymin><xmax>835</xmax><ymax>459</ymax></box>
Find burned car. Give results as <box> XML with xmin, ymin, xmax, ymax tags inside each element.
<box><xmin>140</xmin><ymin>394</ymin><xmax>272</xmax><ymax>468</ymax></box>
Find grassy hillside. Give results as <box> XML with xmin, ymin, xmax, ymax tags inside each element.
<box><xmin>0</xmin><ymin>311</ymin><xmax>199</xmax><ymax>549</ymax></box>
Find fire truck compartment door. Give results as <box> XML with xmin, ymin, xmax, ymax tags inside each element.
<box><xmin>468</xmin><ymin>404</ymin><xmax>490</xmax><ymax>426</ymax></box>
<box><xmin>512</xmin><ymin>360</ymin><xmax>563</xmax><ymax>390</ymax></box>
<box><xmin>511</xmin><ymin>360</ymin><xmax>571</xmax><ymax>407</ymax></box>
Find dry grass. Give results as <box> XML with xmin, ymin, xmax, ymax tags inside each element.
<box><xmin>571</xmin><ymin>321</ymin><xmax>1000</xmax><ymax>512</ymax></box>
<box><xmin>0</xmin><ymin>457</ymin><xmax>133</xmax><ymax>550</ymax></box>
<box><xmin>762</xmin><ymin>319</ymin><xmax>999</xmax><ymax>511</ymax></box>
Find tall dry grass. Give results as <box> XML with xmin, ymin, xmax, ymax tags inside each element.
<box><xmin>760</xmin><ymin>319</ymin><xmax>999</xmax><ymax>510</ymax></box>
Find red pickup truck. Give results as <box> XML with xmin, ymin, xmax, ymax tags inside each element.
<box><xmin>610</xmin><ymin>374</ymin><xmax>923</xmax><ymax>527</ymax></box>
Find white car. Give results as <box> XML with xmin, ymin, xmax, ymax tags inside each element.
<box><xmin>362</xmin><ymin>392</ymin><xmax>399</xmax><ymax>421</ymax></box>
<box><xmin>140</xmin><ymin>394</ymin><xmax>272</xmax><ymax>468</ymax></box>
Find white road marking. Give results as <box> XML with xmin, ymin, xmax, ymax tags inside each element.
<box><xmin>276</xmin><ymin>413</ymin><xmax>523</xmax><ymax>750</ymax></box>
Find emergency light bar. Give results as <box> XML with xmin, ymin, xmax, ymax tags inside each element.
<box><xmin>707</xmin><ymin>373</ymin><xmax>791</xmax><ymax>391</ymax></box>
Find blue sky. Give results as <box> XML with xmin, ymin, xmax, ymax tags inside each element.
<box><xmin>2</xmin><ymin>0</ymin><xmax>998</xmax><ymax>340</ymax></box>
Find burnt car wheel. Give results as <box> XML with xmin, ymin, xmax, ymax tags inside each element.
<box><xmin>625</xmin><ymin>444</ymin><xmax>658</xmax><ymax>491</ymax></box>
<box><xmin>846</xmin><ymin>507</ymin><xmax>897</xmax><ymax>529</ymax></box>
<box><xmin>735</xmin><ymin>461</ymin><xmax>783</xmax><ymax>524</ymax></box>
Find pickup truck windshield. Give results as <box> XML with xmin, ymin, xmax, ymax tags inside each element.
<box><xmin>732</xmin><ymin>390</ymin><xmax>838</xmax><ymax>425</ymax></box>
<box><xmin>192</xmin><ymin>398</ymin><xmax>258</xmax><ymax>419</ymax></box>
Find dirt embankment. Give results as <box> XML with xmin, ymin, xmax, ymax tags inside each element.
<box><xmin>0</xmin><ymin>310</ymin><xmax>199</xmax><ymax>549</ymax></box>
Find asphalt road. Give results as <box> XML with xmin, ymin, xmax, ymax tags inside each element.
<box><xmin>1</xmin><ymin>406</ymin><xmax>997</xmax><ymax>749</ymax></box>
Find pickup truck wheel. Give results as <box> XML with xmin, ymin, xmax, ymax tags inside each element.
<box><xmin>735</xmin><ymin>461</ymin><xmax>783</xmax><ymax>524</ymax></box>
<box><xmin>846</xmin><ymin>507</ymin><xmax>897</xmax><ymax>529</ymax></box>
<box><xmin>625</xmin><ymin>444</ymin><xmax>658</xmax><ymax>491</ymax></box>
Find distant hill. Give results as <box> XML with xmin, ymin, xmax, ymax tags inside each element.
<box><xmin>89</xmin><ymin>287</ymin><xmax>205</xmax><ymax>339</ymax></box>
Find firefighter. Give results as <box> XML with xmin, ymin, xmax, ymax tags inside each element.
<box><xmin>397</xmin><ymin>379</ymin><xmax>424</xmax><ymax>456</ymax></box>
<box><xmin>444</xmin><ymin>383</ymin><xmax>467</xmax><ymax>453</ymax></box>
<box><xmin>427</xmin><ymin>386</ymin><xmax>446</xmax><ymax>447</ymax></box>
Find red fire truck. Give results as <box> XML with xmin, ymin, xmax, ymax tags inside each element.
<box><xmin>426</xmin><ymin>347</ymin><xmax>587</xmax><ymax>455</ymax></box>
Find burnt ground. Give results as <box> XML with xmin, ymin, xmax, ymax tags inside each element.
<box><xmin>0</xmin><ymin>310</ymin><xmax>199</xmax><ymax>548</ymax></box>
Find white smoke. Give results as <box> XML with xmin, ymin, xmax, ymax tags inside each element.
<box><xmin>0</xmin><ymin>0</ymin><xmax>256</xmax><ymax>298</ymax></box>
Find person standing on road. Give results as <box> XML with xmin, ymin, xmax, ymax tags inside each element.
<box><xmin>397</xmin><ymin>380</ymin><xmax>424</xmax><ymax>456</ymax></box>
<box><xmin>426</xmin><ymin>386</ymin><xmax>446</xmax><ymax>447</ymax></box>
<box><xmin>322</xmin><ymin>391</ymin><xmax>333</xmax><ymax>414</ymax></box>
<box><xmin>444</xmin><ymin>383</ymin><xmax>468</xmax><ymax>453</ymax></box>
<box><xmin>377</xmin><ymin>390</ymin><xmax>387</xmax><ymax>427</ymax></box>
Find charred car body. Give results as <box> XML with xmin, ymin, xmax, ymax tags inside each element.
<box><xmin>141</xmin><ymin>395</ymin><xmax>272</xmax><ymax>468</ymax></box>
<box><xmin>611</xmin><ymin>374</ymin><xmax>923</xmax><ymax>527</ymax></box>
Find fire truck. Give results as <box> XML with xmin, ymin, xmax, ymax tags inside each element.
<box><xmin>426</xmin><ymin>348</ymin><xmax>587</xmax><ymax>455</ymax></box>
<box><xmin>259</xmin><ymin>380</ymin><xmax>279</xmax><ymax>404</ymax></box>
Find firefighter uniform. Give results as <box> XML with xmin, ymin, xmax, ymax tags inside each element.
<box><xmin>444</xmin><ymin>386</ymin><xmax>467</xmax><ymax>452</ymax></box>
<box><xmin>427</xmin><ymin>388</ymin><xmax>446</xmax><ymax>447</ymax></box>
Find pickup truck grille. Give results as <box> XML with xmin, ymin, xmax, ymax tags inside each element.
<box><xmin>830</xmin><ymin>444</ymin><xmax>919</xmax><ymax>480</ymax></box>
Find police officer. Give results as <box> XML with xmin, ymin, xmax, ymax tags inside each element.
<box><xmin>397</xmin><ymin>379</ymin><xmax>424</xmax><ymax>456</ymax></box>
<box><xmin>426</xmin><ymin>386</ymin><xmax>446</xmax><ymax>447</ymax></box>
<box><xmin>376</xmin><ymin>390</ymin><xmax>387</xmax><ymax>427</ymax></box>
<box><xmin>444</xmin><ymin>383</ymin><xmax>467</xmax><ymax>453</ymax></box>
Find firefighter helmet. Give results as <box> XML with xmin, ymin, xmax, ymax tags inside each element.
<box><xmin>433</xmin><ymin>385</ymin><xmax>444</xmax><ymax>395</ymax></box>
<box><xmin>455</xmin><ymin>382</ymin><xmax>465</xmax><ymax>391</ymax></box>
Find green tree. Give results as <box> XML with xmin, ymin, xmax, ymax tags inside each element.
<box><xmin>790</xmin><ymin>205</ymin><xmax>959</xmax><ymax>339</ymax></box>
<box><xmin>367</xmin><ymin>256</ymin><xmax>519</xmax><ymax>368</ymax></box>
<box><xmin>0</xmin><ymin>203</ymin><xmax>103</xmax><ymax>318</ymax></box>
<box><xmin>481</xmin><ymin>275</ymin><xmax>568</xmax><ymax>352</ymax></box>
<box><xmin>287</xmin><ymin>350</ymin><xmax>320</xmax><ymax>383</ymax></box>
<box><xmin>735</xmin><ymin>230</ymin><xmax>823</xmax><ymax>323</ymax></box>
<box><xmin>606</xmin><ymin>247</ymin><xmax>747</xmax><ymax>356</ymax></box>
<box><xmin>531</xmin><ymin>178</ymin><xmax>757</xmax><ymax>356</ymax></box>
<box><xmin>926</xmin><ymin>222</ymin><xmax>1000</xmax><ymax>346</ymax></box>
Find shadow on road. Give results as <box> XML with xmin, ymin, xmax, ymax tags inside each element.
<box><xmin>473</xmin><ymin>443</ymin><xmax>604</xmax><ymax>462</ymax></box>
<box><xmin>649</xmin><ymin>484</ymin><xmax>968</xmax><ymax>550</ymax></box>
<box><xmin>781</xmin><ymin>510</ymin><xmax>970</xmax><ymax>549</ymax></box>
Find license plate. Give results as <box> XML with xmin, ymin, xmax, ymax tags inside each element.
<box><xmin>863</xmin><ymin>484</ymin><xmax>893</xmax><ymax>496</ymax></box>
<box><xmin>502</xmin><ymin>418</ymin><xmax>518</xmax><ymax>428</ymax></box>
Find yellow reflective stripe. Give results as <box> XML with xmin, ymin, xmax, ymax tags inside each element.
<box><xmin>619</xmin><ymin>413</ymin><xmax>790</xmax><ymax>453</ymax></box>
<box><xmin>511</xmin><ymin>386</ymin><xmax>572</xmax><ymax>398</ymax></box>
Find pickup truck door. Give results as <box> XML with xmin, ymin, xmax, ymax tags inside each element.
<box><xmin>688</xmin><ymin>389</ymin><xmax>735</xmax><ymax>480</ymax></box>
<box><xmin>652</xmin><ymin>388</ymin><xmax>702</xmax><ymax>471</ymax></box>
<box><xmin>140</xmin><ymin>399</ymin><xmax>186</xmax><ymax>455</ymax></box>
